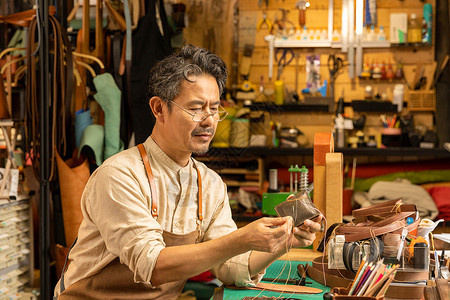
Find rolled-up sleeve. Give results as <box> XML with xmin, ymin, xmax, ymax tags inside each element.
<box><xmin>86</xmin><ymin>165</ymin><xmax>164</xmax><ymax>286</ymax></box>
<box><xmin>202</xmin><ymin>183</ymin><xmax>265</xmax><ymax>287</ymax></box>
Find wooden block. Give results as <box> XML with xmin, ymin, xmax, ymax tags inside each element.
<box><xmin>313</xmin><ymin>132</ymin><xmax>334</xmax><ymax>166</ymax></box>
<box><xmin>326</xmin><ymin>153</ymin><xmax>343</xmax><ymax>226</ymax></box>
<box><xmin>313</xmin><ymin>164</ymin><xmax>326</xmax><ymax>250</ymax></box>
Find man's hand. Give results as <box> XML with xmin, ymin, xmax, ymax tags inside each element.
<box><xmin>291</xmin><ymin>215</ymin><xmax>323</xmax><ymax>248</ymax></box>
<box><xmin>238</xmin><ymin>217</ymin><xmax>293</xmax><ymax>253</ymax></box>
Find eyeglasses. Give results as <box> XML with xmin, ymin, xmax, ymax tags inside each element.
<box><xmin>169</xmin><ymin>100</ymin><xmax>229</xmax><ymax>122</ymax></box>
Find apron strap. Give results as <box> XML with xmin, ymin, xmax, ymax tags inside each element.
<box><xmin>137</xmin><ymin>143</ymin><xmax>158</xmax><ymax>217</ymax></box>
<box><xmin>137</xmin><ymin>143</ymin><xmax>203</xmax><ymax>221</ymax></box>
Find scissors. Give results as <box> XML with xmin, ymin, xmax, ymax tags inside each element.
<box><xmin>275</xmin><ymin>48</ymin><xmax>294</xmax><ymax>80</ymax></box>
<box><xmin>328</xmin><ymin>53</ymin><xmax>344</xmax><ymax>99</ymax></box>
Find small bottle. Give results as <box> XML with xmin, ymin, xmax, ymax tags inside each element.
<box><xmin>295</xmin><ymin>29</ymin><xmax>301</xmax><ymax>40</ymax></box>
<box><xmin>301</xmin><ymin>26</ymin><xmax>308</xmax><ymax>40</ymax></box>
<box><xmin>377</xmin><ymin>25</ymin><xmax>386</xmax><ymax>41</ymax></box>
<box><xmin>385</xmin><ymin>62</ymin><xmax>395</xmax><ymax>80</ymax></box>
<box><xmin>367</xmin><ymin>25</ymin><xmax>376</xmax><ymax>41</ymax></box>
<box><xmin>332</xmin><ymin>29</ymin><xmax>341</xmax><ymax>42</ymax></box>
<box><xmin>315</xmin><ymin>29</ymin><xmax>322</xmax><ymax>40</ymax></box>
<box><xmin>321</xmin><ymin>29</ymin><xmax>328</xmax><ymax>40</ymax></box>
<box><xmin>393</xmin><ymin>84</ymin><xmax>405</xmax><ymax>112</ymax></box>
<box><xmin>407</xmin><ymin>13</ymin><xmax>422</xmax><ymax>43</ymax></box>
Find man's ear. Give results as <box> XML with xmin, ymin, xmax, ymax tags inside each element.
<box><xmin>149</xmin><ymin>96</ymin><xmax>166</xmax><ymax>122</ymax></box>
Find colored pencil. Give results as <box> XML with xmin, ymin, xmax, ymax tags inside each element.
<box><xmin>376</xmin><ymin>271</ymin><xmax>397</xmax><ymax>297</ymax></box>
<box><xmin>356</xmin><ymin>265</ymin><xmax>375</xmax><ymax>296</ymax></box>
<box><xmin>359</xmin><ymin>260</ymin><xmax>383</xmax><ymax>296</ymax></box>
<box><xmin>366</xmin><ymin>264</ymin><xmax>399</xmax><ymax>296</ymax></box>
<box><xmin>353</xmin><ymin>262</ymin><xmax>373</xmax><ymax>295</ymax></box>
<box><xmin>348</xmin><ymin>259</ymin><xmax>369</xmax><ymax>295</ymax></box>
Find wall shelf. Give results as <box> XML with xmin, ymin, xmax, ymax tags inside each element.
<box><xmin>244</xmin><ymin>102</ymin><xmax>331</xmax><ymax>113</ymax></box>
<box><xmin>205</xmin><ymin>147</ymin><xmax>450</xmax><ymax>158</ymax></box>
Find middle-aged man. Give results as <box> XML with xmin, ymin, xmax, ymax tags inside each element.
<box><xmin>54</xmin><ymin>44</ymin><xmax>322</xmax><ymax>299</ymax></box>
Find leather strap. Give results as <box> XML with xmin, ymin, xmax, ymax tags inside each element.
<box><xmin>226</xmin><ymin>282</ymin><xmax>322</xmax><ymax>294</ymax></box>
<box><xmin>137</xmin><ymin>143</ymin><xmax>158</xmax><ymax>217</ymax></box>
<box><xmin>137</xmin><ymin>143</ymin><xmax>203</xmax><ymax>221</ymax></box>
<box><xmin>307</xmin><ymin>261</ymin><xmax>353</xmax><ymax>288</ymax></box>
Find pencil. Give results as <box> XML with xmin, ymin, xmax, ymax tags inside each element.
<box><xmin>356</xmin><ymin>265</ymin><xmax>375</xmax><ymax>296</ymax></box>
<box><xmin>376</xmin><ymin>271</ymin><xmax>397</xmax><ymax>297</ymax></box>
<box><xmin>366</xmin><ymin>264</ymin><xmax>399</xmax><ymax>296</ymax></box>
<box><xmin>348</xmin><ymin>259</ymin><xmax>369</xmax><ymax>295</ymax></box>
<box><xmin>364</xmin><ymin>263</ymin><xmax>385</xmax><ymax>295</ymax></box>
<box><xmin>360</xmin><ymin>260</ymin><xmax>384</xmax><ymax>296</ymax></box>
<box><xmin>348</xmin><ymin>256</ymin><xmax>367</xmax><ymax>294</ymax></box>
<box><xmin>353</xmin><ymin>262</ymin><xmax>373</xmax><ymax>295</ymax></box>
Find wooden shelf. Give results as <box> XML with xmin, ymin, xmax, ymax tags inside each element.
<box><xmin>224</xmin><ymin>180</ymin><xmax>261</xmax><ymax>187</ymax></box>
<box><xmin>217</xmin><ymin>168</ymin><xmax>260</xmax><ymax>175</ymax></box>
<box><xmin>206</xmin><ymin>147</ymin><xmax>450</xmax><ymax>158</ymax></box>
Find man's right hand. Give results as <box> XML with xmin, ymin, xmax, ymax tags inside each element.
<box><xmin>238</xmin><ymin>217</ymin><xmax>293</xmax><ymax>254</ymax></box>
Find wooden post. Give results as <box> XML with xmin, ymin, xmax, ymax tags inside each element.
<box><xmin>313</xmin><ymin>132</ymin><xmax>334</xmax><ymax>249</ymax></box>
<box><xmin>326</xmin><ymin>152</ymin><xmax>343</xmax><ymax>226</ymax></box>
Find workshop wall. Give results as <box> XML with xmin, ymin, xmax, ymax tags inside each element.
<box><xmin>239</xmin><ymin>0</ymin><xmax>435</xmax><ymax>101</ymax></box>
<box><xmin>235</xmin><ymin>0</ymin><xmax>436</xmax><ymax>150</ymax></box>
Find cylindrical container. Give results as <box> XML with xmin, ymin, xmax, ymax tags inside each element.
<box><xmin>230</xmin><ymin>118</ymin><xmax>249</xmax><ymax>148</ymax></box>
<box><xmin>381</xmin><ymin>127</ymin><xmax>401</xmax><ymax>147</ymax></box>
<box><xmin>274</xmin><ymin>80</ymin><xmax>284</xmax><ymax>105</ymax></box>
<box><xmin>269</xmin><ymin>169</ymin><xmax>278</xmax><ymax>191</ymax></box>
<box><xmin>414</xmin><ymin>242</ymin><xmax>429</xmax><ymax>270</ymax></box>
<box><xmin>393</xmin><ymin>84</ymin><xmax>404</xmax><ymax>112</ymax></box>
<box><xmin>422</xmin><ymin>4</ymin><xmax>432</xmax><ymax>44</ymax></box>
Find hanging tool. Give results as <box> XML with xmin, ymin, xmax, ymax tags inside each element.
<box><xmin>293</xmin><ymin>51</ymin><xmax>300</xmax><ymax>102</ymax></box>
<box><xmin>295</xmin><ymin>0</ymin><xmax>310</xmax><ymax>28</ymax></box>
<box><xmin>276</xmin><ymin>48</ymin><xmax>294</xmax><ymax>80</ymax></box>
<box><xmin>258</xmin><ymin>0</ymin><xmax>269</xmax><ymax>9</ymax></box>
<box><xmin>327</xmin><ymin>53</ymin><xmax>344</xmax><ymax>100</ymax></box>
<box><xmin>257</xmin><ymin>12</ymin><xmax>273</xmax><ymax>32</ymax></box>
<box><xmin>278</xmin><ymin>8</ymin><xmax>295</xmax><ymax>38</ymax></box>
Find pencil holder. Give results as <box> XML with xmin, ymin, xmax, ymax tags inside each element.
<box><xmin>381</xmin><ymin>128</ymin><xmax>401</xmax><ymax>147</ymax></box>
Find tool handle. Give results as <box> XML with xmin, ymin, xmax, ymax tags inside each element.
<box><xmin>299</xmin><ymin>9</ymin><xmax>305</xmax><ymax>27</ymax></box>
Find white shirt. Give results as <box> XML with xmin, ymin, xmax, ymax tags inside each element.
<box><xmin>54</xmin><ymin>137</ymin><xmax>262</xmax><ymax>296</ymax></box>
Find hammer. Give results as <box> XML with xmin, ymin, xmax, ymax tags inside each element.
<box><xmin>295</xmin><ymin>1</ymin><xmax>310</xmax><ymax>28</ymax></box>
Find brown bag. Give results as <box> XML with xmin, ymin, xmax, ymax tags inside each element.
<box><xmin>55</xmin><ymin>151</ymin><xmax>90</xmax><ymax>247</ymax></box>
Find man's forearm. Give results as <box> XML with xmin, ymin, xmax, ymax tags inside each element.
<box><xmin>151</xmin><ymin>229</ymin><xmax>246</xmax><ymax>286</ymax></box>
<box><xmin>248</xmin><ymin>250</ymin><xmax>286</xmax><ymax>277</ymax></box>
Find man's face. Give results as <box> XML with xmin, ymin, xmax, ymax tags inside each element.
<box><xmin>164</xmin><ymin>75</ymin><xmax>220</xmax><ymax>156</ymax></box>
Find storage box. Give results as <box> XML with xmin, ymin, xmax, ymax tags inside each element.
<box><xmin>390</xmin><ymin>13</ymin><xmax>408</xmax><ymax>43</ymax></box>
<box><xmin>262</xmin><ymin>192</ymin><xmax>290</xmax><ymax>215</ymax></box>
<box><xmin>406</xmin><ymin>90</ymin><xmax>436</xmax><ymax>111</ymax></box>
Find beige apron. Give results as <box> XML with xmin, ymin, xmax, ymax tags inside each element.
<box><xmin>58</xmin><ymin>144</ymin><xmax>203</xmax><ymax>300</ymax></box>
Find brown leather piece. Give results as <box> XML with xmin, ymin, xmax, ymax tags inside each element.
<box><xmin>226</xmin><ymin>282</ymin><xmax>322</xmax><ymax>294</ymax></box>
<box><xmin>55</xmin><ymin>151</ymin><xmax>90</xmax><ymax>247</ymax></box>
<box><xmin>335</xmin><ymin>199</ymin><xmax>419</xmax><ymax>242</ymax></box>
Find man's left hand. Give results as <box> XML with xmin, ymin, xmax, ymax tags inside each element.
<box><xmin>290</xmin><ymin>215</ymin><xmax>323</xmax><ymax>248</ymax></box>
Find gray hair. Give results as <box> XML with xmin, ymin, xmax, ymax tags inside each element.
<box><xmin>147</xmin><ymin>44</ymin><xmax>228</xmax><ymax>110</ymax></box>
